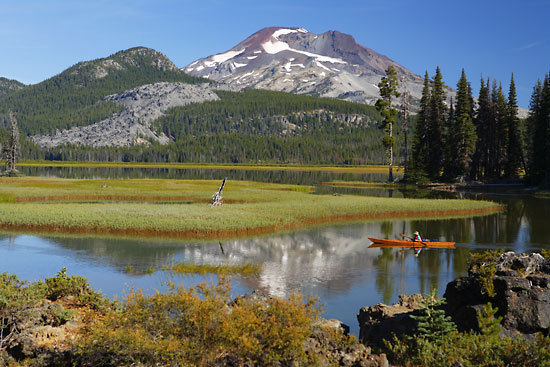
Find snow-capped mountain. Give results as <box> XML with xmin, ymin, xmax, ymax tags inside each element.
<box><xmin>183</xmin><ymin>27</ymin><xmax>425</xmax><ymax>105</ymax></box>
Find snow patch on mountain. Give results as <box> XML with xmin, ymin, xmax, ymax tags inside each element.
<box><xmin>262</xmin><ymin>40</ymin><xmax>346</xmax><ymax>64</ymax></box>
<box><xmin>272</xmin><ymin>27</ymin><xmax>308</xmax><ymax>39</ymax></box>
<box><xmin>204</xmin><ymin>49</ymin><xmax>245</xmax><ymax>67</ymax></box>
<box><xmin>316</xmin><ymin>61</ymin><xmax>332</xmax><ymax>72</ymax></box>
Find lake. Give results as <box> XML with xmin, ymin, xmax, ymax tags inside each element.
<box><xmin>2</xmin><ymin>166</ymin><xmax>549</xmax><ymax>336</ymax></box>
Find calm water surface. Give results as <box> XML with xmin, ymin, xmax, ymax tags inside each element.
<box><xmin>2</xmin><ymin>167</ymin><xmax>549</xmax><ymax>335</ymax></box>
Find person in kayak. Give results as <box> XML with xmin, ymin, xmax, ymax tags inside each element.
<box><xmin>413</xmin><ymin>231</ymin><xmax>422</xmax><ymax>256</ymax></box>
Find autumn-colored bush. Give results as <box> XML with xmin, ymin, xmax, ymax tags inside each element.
<box><xmin>75</xmin><ymin>276</ymin><xmax>323</xmax><ymax>366</ymax></box>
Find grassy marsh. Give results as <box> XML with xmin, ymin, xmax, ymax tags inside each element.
<box><xmin>0</xmin><ymin>177</ymin><xmax>502</xmax><ymax>239</ymax></box>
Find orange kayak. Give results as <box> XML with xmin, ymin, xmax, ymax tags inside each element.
<box><xmin>368</xmin><ymin>238</ymin><xmax>456</xmax><ymax>248</ymax></box>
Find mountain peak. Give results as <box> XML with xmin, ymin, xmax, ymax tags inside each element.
<box><xmin>183</xmin><ymin>27</ymin><xmax>423</xmax><ymax>105</ymax></box>
<box><xmin>242</xmin><ymin>26</ymin><xmax>308</xmax><ymax>44</ymax></box>
<box><xmin>70</xmin><ymin>47</ymin><xmax>179</xmax><ymax>80</ymax></box>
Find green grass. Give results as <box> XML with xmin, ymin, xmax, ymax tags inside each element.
<box><xmin>0</xmin><ymin>177</ymin><xmax>502</xmax><ymax>240</ymax></box>
<box><xmin>164</xmin><ymin>262</ymin><xmax>261</xmax><ymax>275</ymax></box>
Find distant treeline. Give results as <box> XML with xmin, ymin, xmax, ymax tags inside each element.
<box><xmin>29</xmin><ymin>133</ymin><xmax>388</xmax><ymax>165</ymax></box>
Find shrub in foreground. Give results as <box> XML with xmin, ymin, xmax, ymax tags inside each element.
<box><xmin>74</xmin><ymin>276</ymin><xmax>330</xmax><ymax>366</ymax></box>
<box><xmin>0</xmin><ymin>272</ymin><xmax>46</xmax><ymax>351</ymax></box>
<box><xmin>44</xmin><ymin>267</ymin><xmax>107</xmax><ymax>309</ymax></box>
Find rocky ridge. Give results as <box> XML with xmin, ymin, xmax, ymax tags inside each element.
<box><xmin>32</xmin><ymin>82</ymin><xmax>219</xmax><ymax>148</ymax></box>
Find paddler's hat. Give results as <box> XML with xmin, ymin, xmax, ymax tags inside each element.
<box><xmin>414</xmin><ymin>231</ymin><xmax>419</xmax><ymax>235</ymax></box>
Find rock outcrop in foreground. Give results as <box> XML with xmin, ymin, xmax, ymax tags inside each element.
<box><xmin>445</xmin><ymin>251</ymin><xmax>550</xmax><ymax>335</ymax></box>
<box><xmin>357</xmin><ymin>294</ymin><xmax>425</xmax><ymax>347</ymax></box>
<box><xmin>32</xmin><ymin>82</ymin><xmax>219</xmax><ymax>148</ymax></box>
<box><xmin>357</xmin><ymin>251</ymin><xmax>550</xmax><ymax>346</ymax></box>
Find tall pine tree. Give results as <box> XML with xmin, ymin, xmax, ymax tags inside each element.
<box><xmin>526</xmin><ymin>79</ymin><xmax>543</xmax><ymax>180</ymax></box>
<box><xmin>471</xmin><ymin>77</ymin><xmax>491</xmax><ymax>179</ymax></box>
<box><xmin>445</xmin><ymin>69</ymin><xmax>477</xmax><ymax>180</ymax></box>
<box><xmin>504</xmin><ymin>74</ymin><xmax>523</xmax><ymax>178</ymax></box>
<box><xmin>375</xmin><ymin>65</ymin><xmax>400</xmax><ymax>182</ymax></box>
<box><xmin>407</xmin><ymin>71</ymin><xmax>431</xmax><ymax>182</ymax></box>
<box><xmin>529</xmin><ymin>74</ymin><xmax>550</xmax><ymax>187</ymax></box>
<box><xmin>443</xmin><ymin>97</ymin><xmax>455</xmax><ymax>178</ymax></box>
<box><xmin>495</xmin><ymin>83</ymin><xmax>509</xmax><ymax>177</ymax></box>
<box><xmin>426</xmin><ymin>66</ymin><xmax>447</xmax><ymax>180</ymax></box>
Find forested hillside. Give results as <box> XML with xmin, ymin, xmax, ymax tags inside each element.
<box><xmin>155</xmin><ymin>89</ymin><xmax>379</xmax><ymax>137</ymax></box>
<box><xmin>0</xmin><ymin>47</ymin><xmax>206</xmax><ymax>135</ymax></box>
<box><xmin>18</xmin><ymin>89</ymin><xmax>409</xmax><ymax>165</ymax></box>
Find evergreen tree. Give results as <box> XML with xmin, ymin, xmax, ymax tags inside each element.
<box><xmin>526</xmin><ymin>79</ymin><xmax>543</xmax><ymax>180</ymax></box>
<box><xmin>445</xmin><ymin>70</ymin><xmax>476</xmax><ymax>180</ymax></box>
<box><xmin>529</xmin><ymin>74</ymin><xmax>550</xmax><ymax>187</ymax></box>
<box><xmin>472</xmin><ymin>77</ymin><xmax>491</xmax><ymax>180</ymax></box>
<box><xmin>407</xmin><ymin>71</ymin><xmax>431</xmax><ymax>182</ymax></box>
<box><xmin>504</xmin><ymin>74</ymin><xmax>523</xmax><ymax>178</ymax></box>
<box><xmin>426</xmin><ymin>67</ymin><xmax>447</xmax><ymax>180</ymax></box>
<box><xmin>486</xmin><ymin>80</ymin><xmax>502</xmax><ymax>178</ymax></box>
<box><xmin>495</xmin><ymin>84</ymin><xmax>509</xmax><ymax>177</ymax></box>
<box><xmin>375</xmin><ymin>65</ymin><xmax>401</xmax><ymax>182</ymax></box>
<box><xmin>442</xmin><ymin>97</ymin><xmax>455</xmax><ymax>178</ymax></box>
<box><xmin>410</xmin><ymin>289</ymin><xmax>457</xmax><ymax>344</ymax></box>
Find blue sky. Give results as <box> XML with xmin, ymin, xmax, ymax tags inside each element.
<box><xmin>1</xmin><ymin>0</ymin><xmax>548</xmax><ymax>108</ymax></box>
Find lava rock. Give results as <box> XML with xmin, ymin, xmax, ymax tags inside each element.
<box><xmin>445</xmin><ymin>251</ymin><xmax>550</xmax><ymax>335</ymax></box>
<box><xmin>357</xmin><ymin>294</ymin><xmax>424</xmax><ymax>347</ymax></box>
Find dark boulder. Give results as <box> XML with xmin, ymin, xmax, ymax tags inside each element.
<box><xmin>357</xmin><ymin>294</ymin><xmax>424</xmax><ymax>347</ymax></box>
<box><xmin>444</xmin><ymin>251</ymin><xmax>550</xmax><ymax>335</ymax></box>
